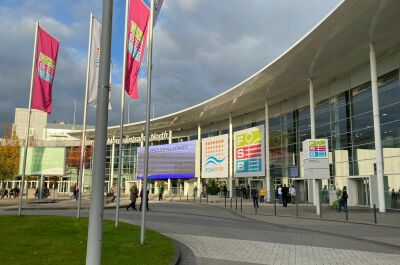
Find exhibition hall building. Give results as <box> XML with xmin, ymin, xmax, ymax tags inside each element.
<box><xmin>11</xmin><ymin>0</ymin><xmax>400</xmax><ymax>210</ymax></box>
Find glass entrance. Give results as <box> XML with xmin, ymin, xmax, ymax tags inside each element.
<box><xmin>356</xmin><ymin>178</ymin><xmax>370</xmax><ymax>206</ymax></box>
<box><xmin>249</xmin><ymin>179</ymin><xmax>262</xmax><ymax>189</ymax></box>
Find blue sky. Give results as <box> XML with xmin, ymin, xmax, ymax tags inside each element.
<box><xmin>0</xmin><ymin>0</ymin><xmax>341</xmax><ymax>136</ymax></box>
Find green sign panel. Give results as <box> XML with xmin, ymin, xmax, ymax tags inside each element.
<box><xmin>19</xmin><ymin>147</ymin><xmax>66</xmax><ymax>176</ymax></box>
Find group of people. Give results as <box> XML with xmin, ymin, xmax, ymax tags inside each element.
<box><xmin>34</xmin><ymin>186</ymin><xmax>50</xmax><ymax>199</ymax></box>
<box><xmin>0</xmin><ymin>187</ymin><xmax>20</xmax><ymax>198</ymax></box>
<box><xmin>277</xmin><ymin>185</ymin><xmax>296</xmax><ymax>207</ymax></box>
<box><xmin>126</xmin><ymin>183</ymin><xmax>150</xmax><ymax>211</ymax></box>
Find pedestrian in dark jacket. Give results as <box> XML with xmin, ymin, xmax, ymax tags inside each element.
<box><xmin>251</xmin><ymin>187</ymin><xmax>259</xmax><ymax>208</ymax></box>
<box><xmin>139</xmin><ymin>189</ymin><xmax>150</xmax><ymax>211</ymax></box>
<box><xmin>338</xmin><ymin>186</ymin><xmax>348</xmax><ymax>212</ymax></box>
<box><xmin>282</xmin><ymin>184</ymin><xmax>289</xmax><ymax>207</ymax></box>
<box><xmin>126</xmin><ymin>183</ymin><xmax>138</xmax><ymax>211</ymax></box>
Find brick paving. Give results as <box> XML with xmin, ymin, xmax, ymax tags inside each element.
<box><xmin>168</xmin><ymin>234</ymin><xmax>400</xmax><ymax>265</ymax></box>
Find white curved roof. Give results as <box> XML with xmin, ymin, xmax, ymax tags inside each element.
<box><xmin>92</xmin><ymin>0</ymin><xmax>400</xmax><ymax>137</ymax></box>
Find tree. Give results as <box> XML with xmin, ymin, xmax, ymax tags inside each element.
<box><xmin>66</xmin><ymin>145</ymin><xmax>93</xmax><ymax>181</ymax></box>
<box><xmin>204</xmin><ymin>180</ymin><xmax>221</xmax><ymax>195</ymax></box>
<box><xmin>0</xmin><ymin>133</ymin><xmax>20</xmax><ymax>193</ymax></box>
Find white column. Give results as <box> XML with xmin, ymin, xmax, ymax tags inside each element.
<box><xmin>265</xmin><ymin>100</ymin><xmax>271</xmax><ymax>202</ymax></box>
<box><xmin>309</xmin><ymin>80</ymin><xmax>316</xmax><ymax>140</ymax></box>
<box><xmin>140</xmin><ymin>132</ymin><xmax>144</xmax><ymax>147</ymax></box>
<box><xmin>229</xmin><ymin>113</ymin><xmax>233</xmax><ymax>198</ymax></box>
<box><xmin>197</xmin><ymin>124</ymin><xmax>201</xmax><ymax>196</ymax></box>
<box><xmin>167</xmin><ymin>178</ymin><xmax>171</xmax><ymax>195</ymax></box>
<box><xmin>370</xmin><ymin>44</ymin><xmax>385</xmax><ymax>212</ymax></box>
<box><xmin>168</xmin><ymin>130</ymin><xmax>172</xmax><ymax>196</ymax></box>
<box><xmin>309</xmin><ymin>79</ymin><xmax>320</xmax><ymax>215</ymax></box>
<box><xmin>110</xmin><ymin>136</ymin><xmax>115</xmax><ymax>191</ymax></box>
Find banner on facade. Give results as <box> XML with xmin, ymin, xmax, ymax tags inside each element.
<box><xmin>202</xmin><ymin>134</ymin><xmax>229</xmax><ymax>178</ymax></box>
<box><xmin>136</xmin><ymin>140</ymin><xmax>196</xmax><ymax>179</ymax></box>
<box><xmin>32</xmin><ymin>27</ymin><xmax>60</xmax><ymax>114</ymax></box>
<box><xmin>19</xmin><ymin>147</ymin><xmax>66</xmax><ymax>176</ymax></box>
<box><xmin>234</xmin><ymin>126</ymin><xmax>265</xmax><ymax>177</ymax></box>
<box><xmin>302</xmin><ymin>139</ymin><xmax>330</xmax><ymax>179</ymax></box>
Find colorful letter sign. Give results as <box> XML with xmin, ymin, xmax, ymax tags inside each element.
<box><xmin>234</xmin><ymin>126</ymin><xmax>265</xmax><ymax>177</ymax></box>
<box><xmin>302</xmin><ymin>139</ymin><xmax>330</xmax><ymax>179</ymax></box>
<box><xmin>202</xmin><ymin>134</ymin><xmax>228</xmax><ymax>178</ymax></box>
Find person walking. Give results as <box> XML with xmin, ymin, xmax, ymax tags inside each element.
<box><xmin>338</xmin><ymin>186</ymin><xmax>348</xmax><ymax>212</ymax></box>
<box><xmin>259</xmin><ymin>187</ymin><xmax>266</xmax><ymax>203</ymax></box>
<box><xmin>251</xmin><ymin>187</ymin><xmax>259</xmax><ymax>208</ymax></box>
<box><xmin>282</xmin><ymin>184</ymin><xmax>289</xmax><ymax>207</ymax></box>
<box><xmin>110</xmin><ymin>185</ymin><xmax>116</xmax><ymax>202</ymax></box>
<box><xmin>158</xmin><ymin>186</ymin><xmax>164</xmax><ymax>201</ymax></box>
<box><xmin>290</xmin><ymin>186</ymin><xmax>296</xmax><ymax>204</ymax></box>
<box><xmin>193</xmin><ymin>185</ymin><xmax>198</xmax><ymax>199</ymax></box>
<box><xmin>241</xmin><ymin>186</ymin><xmax>247</xmax><ymax>199</ymax></box>
<box><xmin>126</xmin><ymin>183</ymin><xmax>138</xmax><ymax>211</ymax></box>
<box><xmin>72</xmin><ymin>184</ymin><xmax>78</xmax><ymax>201</ymax></box>
<box><xmin>277</xmin><ymin>186</ymin><xmax>283</xmax><ymax>204</ymax></box>
<box><xmin>222</xmin><ymin>185</ymin><xmax>228</xmax><ymax>198</ymax></box>
<box><xmin>139</xmin><ymin>189</ymin><xmax>150</xmax><ymax>211</ymax></box>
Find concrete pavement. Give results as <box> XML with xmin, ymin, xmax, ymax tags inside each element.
<box><xmin>1</xmin><ymin>199</ymin><xmax>400</xmax><ymax>264</ymax></box>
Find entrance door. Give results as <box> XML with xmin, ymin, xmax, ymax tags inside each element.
<box><xmin>249</xmin><ymin>179</ymin><xmax>262</xmax><ymax>190</ymax></box>
<box><xmin>356</xmin><ymin>178</ymin><xmax>370</xmax><ymax>206</ymax></box>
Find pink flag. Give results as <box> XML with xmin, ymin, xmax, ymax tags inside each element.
<box><xmin>32</xmin><ymin>26</ymin><xmax>60</xmax><ymax>113</ymax></box>
<box><xmin>125</xmin><ymin>0</ymin><xmax>163</xmax><ymax>99</ymax></box>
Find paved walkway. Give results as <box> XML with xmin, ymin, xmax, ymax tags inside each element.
<box><xmin>2</xmin><ymin>198</ymin><xmax>400</xmax><ymax>264</ymax></box>
<box><xmin>168</xmin><ymin>234</ymin><xmax>400</xmax><ymax>265</ymax></box>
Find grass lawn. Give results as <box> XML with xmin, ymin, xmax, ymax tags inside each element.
<box><xmin>0</xmin><ymin>215</ymin><xmax>175</xmax><ymax>265</ymax></box>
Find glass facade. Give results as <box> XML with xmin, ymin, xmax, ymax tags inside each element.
<box><xmin>267</xmin><ymin>70</ymin><xmax>400</xmax><ymax>208</ymax></box>
<box><xmin>87</xmin><ymin>70</ymin><xmax>399</xmax><ymax>208</ymax></box>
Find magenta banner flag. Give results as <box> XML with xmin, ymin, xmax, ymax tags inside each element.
<box><xmin>125</xmin><ymin>0</ymin><xmax>163</xmax><ymax>99</ymax></box>
<box><xmin>32</xmin><ymin>26</ymin><xmax>60</xmax><ymax>113</ymax></box>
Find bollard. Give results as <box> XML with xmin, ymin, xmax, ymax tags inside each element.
<box><xmin>224</xmin><ymin>196</ymin><xmax>227</xmax><ymax>208</ymax></box>
<box><xmin>207</xmin><ymin>193</ymin><xmax>208</xmax><ymax>204</ymax></box>
<box><xmin>274</xmin><ymin>198</ymin><xmax>277</xmax><ymax>216</ymax></box>
<box><xmin>296</xmin><ymin>200</ymin><xmax>298</xmax><ymax>217</ymax></box>
<box><xmin>374</xmin><ymin>204</ymin><xmax>377</xmax><ymax>224</ymax></box>
<box><xmin>319</xmin><ymin>193</ymin><xmax>322</xmax><ymax>219</ymax></box>
<box><xmin>345</xmin><ymin>205</ymin><xmax>349</xmax><ymax>222</ymax></box>
<box><xmin>230</xmin><ymin>197</ymin><xmax>232</xmax><ymax>209</ymax></box>
<box><xmin>200</xmin><ymin>194</ymin><xmax>201</xmax><ymax>204</ymax></box>
<box><xmin>187</xmin><ymin>193</ymin><xmax>188</xmax><ymax>202</ymax></box>
<box><xmin>235</xmin><ymin>197</ymin><xmax>238</xmax><ymax>211</ymax></box>
<box><xmin>240</xmin><ymin>198</ymin><xmax>242</xmax><ymax>213</ymax></box>
<box><xmin>180</xmin><ymin>193</ymin><xmax>181</xmax><ymax>201</ymax></box>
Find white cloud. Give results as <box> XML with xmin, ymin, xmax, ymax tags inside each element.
<box><xmin>0</xmin><ymin>0</ymin><xmax>341</xmax><ymax>135</ymax></box>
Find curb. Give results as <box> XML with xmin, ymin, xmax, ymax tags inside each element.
<box><xmin>169</xmin><ymin>239</ymin><xmax>182</xmax><ymax>265</ymax></box>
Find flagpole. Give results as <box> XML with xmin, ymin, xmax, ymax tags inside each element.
<box><xmin>115</xmin><ymin>0</ymin><xmax>129</xmax><ymax>228</ymax></box>
<box><xmin>140</xmin><ymin>0</ymin><xmax>155</xmax><ymax>244</ymax></box>
<box><xmin>77</xmin><ymin>13</ymin><xmax>94</xmax><ymax>219</ymax></box>
<box><xmin>73</xmin><ymin>100</ymin><xmax>77</xmax><ymax>127</ymax></box>
<box><xmin>18</xmin><ymin>21</ymin><xmax>39</xmax><ymax>216</ymax></box>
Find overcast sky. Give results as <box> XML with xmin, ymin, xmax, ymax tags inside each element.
<box><xmin>0</xmin><ymin>0</ymin><xmax>341</xmax><ymax>136</ymax></box>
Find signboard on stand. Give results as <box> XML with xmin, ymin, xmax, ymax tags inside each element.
<box><xmin>302</xmin><ymin>139</ymin><xmax>329</xmax><ymax>179</ymax></box>
<box><xmin>234</xmin><ymin>126</ymin><xmax>265</xmax><ymax>177</ymax></box>
<box><xmin>202</xmin><ymin>134</ymin><xmax>228</xmax><ymax>178</ymax></box>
